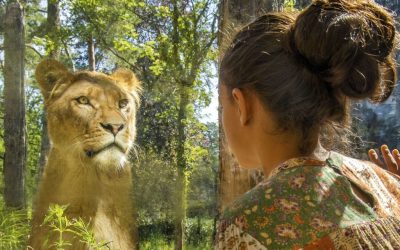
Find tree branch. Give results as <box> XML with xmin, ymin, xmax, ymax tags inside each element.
<box><xmin>62</xmin><ymin>39</ymin><xmax>75</xmax><ymax>71</ymax></box>
<box><xmin>28</xmin><ymin>7</ymin><xmax>47</xmax><ymax>14</ymax></box>
<box><xmin>26</xmin><ymin>44</ymin><xmax>44</xmax><ymax>58</ymax></box>
<box><xmin>96</xmin><ymin>36</ymin><xmax>141</xmax><ymax>72</ymax></box>
<box><xmin>106</xmin><ymin>46</ymin><xmax>141</xmax><ymax>72</ymax></box>
<box><xmin>194</xmin><ymin>0</ymin><xmax>211</xmax><ymax>27</ymax></box>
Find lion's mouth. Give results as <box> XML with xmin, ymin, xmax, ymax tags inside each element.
<box><xmin>85</xmin><ymin>143</ymin><xmax>125</xmax><ymax>158</ymax></box>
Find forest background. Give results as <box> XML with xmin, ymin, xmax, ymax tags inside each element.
<box><xmin>0</xmin><ymin>0</ymin><xmax>399</xmax><ymax>249</ymax></box>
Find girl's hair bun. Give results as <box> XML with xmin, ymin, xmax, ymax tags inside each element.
<box><xmin>290</xmin><ymin>0</ymin><xmax>397</xmax><ymax>102</ymax></box>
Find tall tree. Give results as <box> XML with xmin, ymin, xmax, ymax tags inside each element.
<box><xmin>3</xmin><ymin>0</ymin><xmax>26</xmax><ymax>208</ymax></box>
<box><xmin>168</xmin><ymin>1</ymin><xmax>217</xmax><ymax>248</ymax></box>
<box><xmin>46</xmin><ymin>0</ymin><xmax>60</xmax><ymax>59</ymax></box>
<box><xmin>171</xmin><ymin>2</ymin><xmax>187</xmax><ymax>248</ymax></box>
<box><xmin>38</xmin><ymin>0</ymin><xmax>61</xmax><ymax>179</ymax></box>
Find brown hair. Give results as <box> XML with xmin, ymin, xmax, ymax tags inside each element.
<box><xmin>220</xmin><ymin>0</ymin><xmax>398</xmax><ymax>154</ymax></box>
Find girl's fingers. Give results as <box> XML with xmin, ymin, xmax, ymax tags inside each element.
<box><xmin>392</xmin><ymin>149</ymin><xmax>400</xmax><ymax>175</ymax></box>
<box><xmin>368</xmin><ymin>149</ymin><xmax>383</xmax><ymax>167</ymax></box>
<box><xmin>381</xmin><ymin>145</ymin><xmax>398</xmax><ymax>174</ymax></box>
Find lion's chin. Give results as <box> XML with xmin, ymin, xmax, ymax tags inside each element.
<box><xmin>89</xmin><ymin>147</ymin><xmax>128</xmax><ymax>172</ymax></box>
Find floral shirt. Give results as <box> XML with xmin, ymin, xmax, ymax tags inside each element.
<box><xmin>216</xmin><ymin>152</ymin><xmax>400</xmax><ymax>249</ymax></box>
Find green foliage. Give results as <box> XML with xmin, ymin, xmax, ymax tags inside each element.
<box><xmin>0</xmin><ymin>199</ymin><xmax>30</xmax><ymax>249</ymax></box>
<box><xmin>185</xmin><ymin>218</ymin><xmax>214</xmax><ymax>247</ymax></box>
<box><xmin>25</xmin><ymin>87</ymin><xmax>44</xmax><ymax>200</ymax></box>
<box><xmin>59</xmin><ymin>0</ymin><xmax>147</xmax><ymax>69</ymax></box>
<box><xmin>132</xmin><ymin>152</ymin><xmax>177</xmax><ymax>224</ymax></box>
<box><xmin>284</xmin><ymin>0</ymin><xmax>296</xmax><ymax>10</ymax></box>
<box><xmin>0</xmin><ymin>202</ymin><xmax>111</xmax><ymax>249</ymax></box>
<box><xmin>42</xmin><ymin>204</ymin><xmax>110</xmax><ymax>249</ymax></box>
<box><xmin>132</xmin><ymin>122</ymin><xmax>219</xmax><ymax>222</ymax></box>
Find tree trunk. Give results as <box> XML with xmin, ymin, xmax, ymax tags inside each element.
<box><xmin>47</xmin><ymin>0</ymin><xmax>60</xmax><ymax>59</ymax></box>
<box><xmin>0</xmin><ymin>5</ymin><xmax>4</xmax><ymax>33</ymax></box>
<box><xmin>218</xmin><ymin>0</ymin><xmax>286</xmax><ymax>212</ymax></box>
<box><xmin>3</xmin><ymin>0</ymin><xmax>26</xmax><ymax>209</ymax></box>
<box><xmin>171</xmin><ymin>1</ymin><xmax>187</xmax><ymax>249</ymax></box>
<box><xmin>174</xmin><ymin>85</ymin><xmax>188</xmax><ymax>250</ymax></box>
<box><xmin>217</xmin><ymin>0</ymin><xmax>257</xmax><ymax>213</ymax></box>
<box><xmin>88</xmin><ymin>34</ymin><xmax>95</xmax><ymax>71</ymax></box>
<box><xmin>38</xmin><ymin>0</ymin><xmax>60</xmax><ymax>180</ymax></box>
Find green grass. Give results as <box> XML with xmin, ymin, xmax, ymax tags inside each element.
<box><xmin>140</xmin><ymin>237</ymin><xmax>173</xmax><ymax>250</ymax></box>
<box><xmin>139</xmin><ymin>218</ymin><xmax>214</xmax><ymax>250</ymax></box>
<box><xmin>139</xmin><ymin>238</ymin><xmax>213</xmax><ymax>250</ymax></box>
<box><xmin>0</xmin><ymin>200</ymin><xmax>30</xmax><ymax>250</ymax></box>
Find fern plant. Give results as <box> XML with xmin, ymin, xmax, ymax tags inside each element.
<box><xmin>41</xmin><ymin>204</ymin><xmax>110</xmax><ymax>249</ymax></box>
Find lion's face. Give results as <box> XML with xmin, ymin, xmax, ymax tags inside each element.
<box><xmin>35</xmin><ymin>60</ymin><xmax>141</xmax><ymax>170</ymax></box>
<box><xmin>47</xmin><ymin>80</ymin><xmax>137</xmax><ymax>168</ymax></box>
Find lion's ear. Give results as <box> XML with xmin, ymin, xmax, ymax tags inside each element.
<box><xmin>111</xmin><ymin>68</ymin><xmax>141</xmax><ymax>94</ymax></box>
<box><xmin>35</xmin><ymin>59</ymin><xmax>71</xmax><ymax>100</ymax></box>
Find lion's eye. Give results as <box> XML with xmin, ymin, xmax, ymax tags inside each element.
<box><xmin>119</xmin><ymin>99</ymin><xmax>129</xmax><ymax>109</ymax></box>
<box><xmin>76</xmin><ymin>96</ymin><xmax>90</xmax><ymax>105</ymax></box>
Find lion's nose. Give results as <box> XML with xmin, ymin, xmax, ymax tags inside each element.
<box><xmin>100</xmin><ymin>123</ymin><xmax>125</xmax><ymax>136</ymax></box>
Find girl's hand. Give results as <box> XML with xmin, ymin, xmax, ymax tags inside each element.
<box><xmin>369</xmin><ymin>145</ymin><xmax>400</xmax><ymax>175</ymax></box>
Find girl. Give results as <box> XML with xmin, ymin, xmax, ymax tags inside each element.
<box><xmin>217</xmin><ymin>0</ymin><xmax>400</xmax><ymax>249</ymax></box>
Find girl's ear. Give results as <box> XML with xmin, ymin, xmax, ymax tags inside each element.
<box><xmin>35</xmin><ymin>59</ymin><xmax>71</xmax><ymax>100</ymax></box>
<box><xmin>232</xmin><ymin>88</ymin><xmax>251</xmax><ymax>125</ymax></box>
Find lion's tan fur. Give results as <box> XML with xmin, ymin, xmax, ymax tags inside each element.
<box><xmin>29</xmin><ymin>59</ymin><xmax>141</xmax><ymax>250</ymax></box>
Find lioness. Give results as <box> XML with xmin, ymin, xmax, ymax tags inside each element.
<box><xmin>29</xmin><ymin>59</ymin><xmax>141</xmax><ymax>250</ymax></box>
